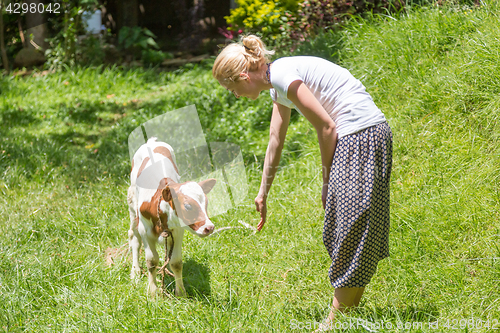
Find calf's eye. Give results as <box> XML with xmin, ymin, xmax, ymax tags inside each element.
<box><xmin>184</xmin><ymin>203</ymin><xmax>192</xmax><ymax>211</ymax></box>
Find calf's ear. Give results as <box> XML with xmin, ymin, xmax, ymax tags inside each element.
<box><xmin>198</xmin><ymin>178</ymin><xmax>217</xmax><ymax>194</ymax></box>
<box><xmin>162</xmin><ymin>186</ymin><xmax>172</xmax><ymax>202</ymax></box>
<box><xmin>161</xmin><ymin>177</ymin><xmax>178</xmax><ymax>201</ymax></box>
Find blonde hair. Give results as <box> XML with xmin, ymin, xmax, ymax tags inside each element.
<box><xmin>213</xmin><ymin>35</ymin><xmax>275</xmax><ymax>84</ymax></box>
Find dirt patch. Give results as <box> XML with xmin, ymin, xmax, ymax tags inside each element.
<box><xmin>104</xmin><ymin>243</ymin><xmax>129</xmax><ymax>267</ymax></box>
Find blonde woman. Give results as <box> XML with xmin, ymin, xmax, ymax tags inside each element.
<box><xmin>213</xmin><ymin>35</ymin><xmax>392</xmax><ymax>330</ymax></box>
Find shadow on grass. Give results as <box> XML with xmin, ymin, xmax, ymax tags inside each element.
<box><xmin>0</xmin><ymin>128</ymin><xmax>131</xmax><ymax>186</ymax></box>
<box><xmin>0</xmin><ymin>100</ymin><xmax>149</xmax><ymax>186</ymax></box>
<box><xmin>54</xmin><ymin>99</ymin><xmax>129</xmax><ymax>124</ymax></box>
<box><xmin>161</xmin><ymin>258</ymin><xmax>211</xmax><ymax>297</ymax></box>
<box><xmin>0</xmin><ymin>86</ymin><xmax>305</xmax><ymax>187</ymax></box>
<box><xmin>0</xmin><ymin>107</ymin><xmax>41</xmax><ymax>128</ymax></box>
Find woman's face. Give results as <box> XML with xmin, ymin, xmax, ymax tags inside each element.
<box><xmin>220</xmin><ymin>74</ymin><xmax>260</xmax><ymax>100</ymax></box>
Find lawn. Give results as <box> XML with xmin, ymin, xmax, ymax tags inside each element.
<box><xmin>1</xmin><ymin>1</ymin><xmax>499</xmax><ymax>332</ymax></box>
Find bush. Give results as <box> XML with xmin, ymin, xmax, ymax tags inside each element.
<box><xmin>222</xmin><ymin>0</ymin><xmax>405</xmax><ymax>52</ymax></box>
<box><xmin>117</xmin><ymin>26</ymin><xmax>159</xmax><ymax>56</ymax></box>
<box><xmin>75</xmin><ymin>35</ymin><xmax>106</xmax><ymax>66</ymax></box>
<box><xmin>223</xmin><ymin>0</ymin><xmax>405</xmax><ymax>52</ymax></box>
<box><xmin>117</xmin><ymin>26</ymin><xmax>170</xmax><ymax>66</ymax></box>
<box><xmin>141</xmin><ymin>49</ymin><xmax>173</xmax><ymax>67</ymax></box>
<box><xmin>224</xmin><ymin>0</ymin><xmax>301</xmax><ymax>44</ymax></box>
<box><xmin>44</xmin><ymin>0</ymin><xmax>99</xmax><ymax>69</ymax></box>
<box><xmin>282</xmin><ymin>0</ymin><xmax>405</xmax><ymax>51</ymax></box>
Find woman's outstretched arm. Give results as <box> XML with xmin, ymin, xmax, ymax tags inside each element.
<box><xmin>255</xmin><ymin>102</ymin><xmax>291</xmax><ymax>231</ymax></box>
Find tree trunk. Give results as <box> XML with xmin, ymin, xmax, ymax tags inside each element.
<box><xmin>117</xmin><ymin>0</ymin><xmax>138</xmax><ymax>30</ymax></box>
<box><xmin>25</xmin><ymin>0</ymin><xmax>49</xmax><ymax>50</ymax></box>
<box><xmin>0</xmin><ymin>0</ymin><xmax>9</xmax><ymax>73</ymax></box>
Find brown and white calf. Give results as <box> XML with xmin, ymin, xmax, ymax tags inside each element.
<box><xmin>127</xmin><ymin>137</ymin><xmax>216</xmax><ymax>296</ymax></box>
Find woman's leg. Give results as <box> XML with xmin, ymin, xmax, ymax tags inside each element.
<box><xmin>353</xmin><ymin>287</ymin><xmax>365</xmax><ymax>307</ymax></box>
<box><xmin>327</xmin><ymin>287</ymin><xmax>363</xmax><ymax>321</ymax></box>
<box><xmin>314</xmin><ymin>287</ymin><xmax>364</xmax><ymax>332</ymax></box>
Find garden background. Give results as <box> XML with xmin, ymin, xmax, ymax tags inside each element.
<box><xmin>0</xmin><ymin>0</ymin><xmax>499</xmax><ymax>331</ymax></box>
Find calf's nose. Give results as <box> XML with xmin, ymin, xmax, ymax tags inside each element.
<box><xmin>203</xmin><ymin>225</ymin><xmax>214</xmax><ymax>235</ymax></box>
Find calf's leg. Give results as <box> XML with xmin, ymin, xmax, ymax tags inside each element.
<box><xmin>143</xmin><ymin>234</ymin><xmax>160</xmax><ymax>296</ymax></box>
<box><xmin>127</xmin><ymin>186</ymin><xmax>142</xmax><ymax>280</ymax></box>
<box><xmin>169</xmin><ymin>228</ymin><xmax>187</xmax><ymax>297</ymax></box>
<box><xmin>128</xmin><ymin>225</ymin><xmax>142</xmax><ymax>280</ymax></box>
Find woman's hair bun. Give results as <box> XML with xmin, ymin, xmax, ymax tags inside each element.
<box><xmin>213</xmin><ymin>34</ymin><xmax>274</xmax><ymax>83</ymax></box>
<box><xmin>241</xmin><ymin>35</ymin><xmax>274</xmax><ymax>60</ymax></box>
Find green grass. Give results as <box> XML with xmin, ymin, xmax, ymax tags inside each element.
<box><xmin>1</xmin><ymin>1</ymin><xmax>499</xmax><ymax>332</ymax></box>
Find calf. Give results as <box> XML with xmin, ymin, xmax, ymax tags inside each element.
<box><xmin>127</xmin><ymin>137</ymin><xmax>216</xmax><ymax>296</ymax></box>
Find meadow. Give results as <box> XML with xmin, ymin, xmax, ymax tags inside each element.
<box><xmin>0</xmin><ymin>1</ymin><xmax>499</xmax><ymax>332</ymax></box>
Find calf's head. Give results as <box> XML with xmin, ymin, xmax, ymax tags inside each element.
<box><xmin>162</xmin><ymin>178</ymin><xmax>217</xmax><ymax>237</ymax></box>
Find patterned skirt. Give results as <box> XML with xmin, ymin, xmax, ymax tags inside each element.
<box><xmin>323</xmin><ymin>121</ymin><xmax>393</xmax><ymax>288</ymax></box>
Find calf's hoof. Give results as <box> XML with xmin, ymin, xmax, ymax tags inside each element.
<box><xmin>130</xmin><ymin>268</ymin><xmax>141</xmax><ymax>281</ymax></box>
<box><xmin>147</xmin><ymin>281</ymin><xmax>160</xmax><ymax>297</ymax></box>
<box><xmin>175</xmin><ymin>287</ymin><xmax>187</xmax><ymax>297</ymax></box>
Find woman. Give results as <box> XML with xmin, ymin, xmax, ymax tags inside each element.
<box><xmin>212</xmin><ymin>35</ymin><xmax>392</xmax><ymax>329</ymax></box>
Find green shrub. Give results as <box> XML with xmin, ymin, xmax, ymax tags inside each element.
<box><xmin>141</xmin><ymin>49</ymin><xmax>172</xmax><ymax>67</ymax></box>
<box><xmin>117</xmin><ymin>26</ymin><xmax>169</xmax><ymax>65</ymax></box>
<box><xmin>117</xmin><ymin>26</ymin><xmax>160</xmax><ymax>56</ymax></box>
<box><xmin>224</xmin><ymin>0</ymin><xmax>300</xmax><ymax>43</ymax></box>
<box><xmin>223</xmin><ymin>0</ymin><xmax>404</xmax><ymax>51</ymax></box>
<box><xmin>75</xmin><ymin>35</ymin><xmax>106</xmax><ymax>66</ymax></box>
<box><xmin>281</xmin><ymin>0</ymin><xmax>405</xmax><ymax>51</ymax></box>
<box><xmin>44</xmin><ymin>0</ymin><xmax>99</xmax><ymax>69</ymax></box>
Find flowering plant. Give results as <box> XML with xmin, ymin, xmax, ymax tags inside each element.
<box><xmin>222</xmin><ymin>0</ymin><xmax>300</xmax><ymax>43</ymax></box>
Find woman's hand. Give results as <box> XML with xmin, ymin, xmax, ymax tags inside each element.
<box><xmin>255</xmin><ymin>194</ymin><xmax>267</xmax><ymax>231</ymax></box>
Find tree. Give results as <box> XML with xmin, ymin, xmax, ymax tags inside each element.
<box><xmin>117</xmin><ymin>0</ymin><xmax>138</xmax><ymax>30</ymax></box>
<box><xmin>25</xmin><ymin>0</ymin><xmax>49</xmax><ymax>50</ymax></box>
<box><xmin>0</xmin><ymin>0</ymin><xmax>9</xmax><ymax>72</ymax></box>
